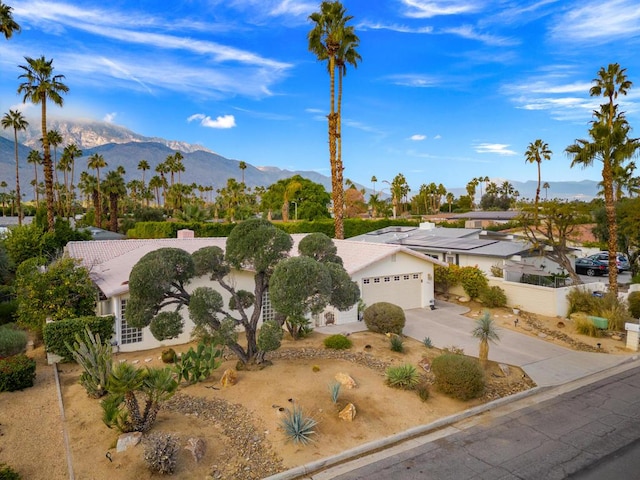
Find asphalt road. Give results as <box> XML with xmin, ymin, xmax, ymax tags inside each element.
<box><xmin>325</xmin><ymin>364</ymin><xmax>640</xmax><ymax>480</ymax></box>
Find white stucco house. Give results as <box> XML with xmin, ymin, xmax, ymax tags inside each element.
<box><xmin>65</xmin><ymin>232</ymin><xmax>446</xmax><ymax>353</ymax></box>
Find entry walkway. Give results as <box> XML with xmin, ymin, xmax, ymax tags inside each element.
<box><xmin>317</xmin><ymin>300</ymin><xmax>634</xmax><ymax>387</ymax></box>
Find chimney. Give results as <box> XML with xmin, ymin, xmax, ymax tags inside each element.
<box><xmin>177</xmin><ymin>229</ymin><xmax>195</xmax><ymax>239</ymax></box>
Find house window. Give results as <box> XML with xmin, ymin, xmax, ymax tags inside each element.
<box><xmin>393</xmin><ymin>275</ymin><xmax>400</xmax><ymax>281</ymax></box>
<box><xmin>403</xmin><ymin>274</ymin><xmax>410</xmax><ymax>280</ymax></box>
<box><xmin>120</xmin><ymin>299</ymin><xmax>142</xmax><ymax>345</ymax></box>
<box><xmin>391</xmin><ymin>254</ymin><xmax>397</xmax><ymax>262</ymax></box>
<box><xmin>413</xmin><ymin>274</ymin><xmax>420</xmax><ymax>279</ymax></box>
<box><xmin>363</xmin><ymin>278</ymin><xmax>370</xmax><ymax>284</ymax></box>
<box><xmin>374</xmin><ymin>278</ymin><xmax>381</xmax><ymax>283</ymax></box>
<box><xmin>384</xmin><ymin>277</ymin><xmax>390</xmax><ymax>282</ymax></box>
<box><xmin>262</xmin><ymin>291</ymin><xmax>275</xmax><ymax>322</ymax></box>
<box><xmin>446</xmin><ymin>255</ymin><xmax>456</xmax><ymax>264</ymax></box>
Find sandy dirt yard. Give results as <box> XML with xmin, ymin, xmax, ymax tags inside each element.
<box><xmin>1</xmin><ymin>303</ymin><xmax>627</xmax><ymax>480</ymax></box>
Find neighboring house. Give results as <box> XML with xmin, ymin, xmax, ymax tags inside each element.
<box><xmin>65</xmin><ymin>231</ymin><xmax>445</xmax><ymax>352</ymax></box>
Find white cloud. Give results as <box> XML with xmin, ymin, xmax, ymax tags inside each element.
<box><xmin>358</xmin><ymin>21</ymin><xmax>434</xmax><ymax>34</ymax></box>
<box><xmin>401</xmin><ymin>0</ymin><xmax>482</xmax><ymax>18</ymax></box>
<box><xmin>434</xmin><ymin>134</ymin><xmax>442</xmax><ymax>139</ymax></box>
<box><xmin>188</xmin><ymin>113</ymin><xmax>236</xmax><ymax>129</ymax></box>
<box><xmin>474</xmin><ymin>143</ymin><xmax>517</xmax><ymax>155</ymax></box>
<box><xmin>103</xmin><ymin>112</ymin><xmax>117</xmax><ymax>123</ymax></box>
<box><xmin>443</xmin><ymin>25</ymin><xmax>519</xmax><ymax>46</ymax></box>
<box><xmin>410</xmin><ymin>134</ymin><xmax>426</xmax><ymax>141</ymax></box>
<box><xmin>387</xmin><ymin>74</ymin><xmax>441</xmax><ymax>88</ymax></box>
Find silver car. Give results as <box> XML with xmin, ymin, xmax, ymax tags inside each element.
<box><xmin>588</xmin><ymin>252</ymin><xmax>630</xmax><ymax>273</ymax></box>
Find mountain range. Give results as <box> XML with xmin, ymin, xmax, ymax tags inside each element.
<box><xmin>0</xmin><ymin>119</ymin><xmax>600</xmax><ymax>201</ymax></box>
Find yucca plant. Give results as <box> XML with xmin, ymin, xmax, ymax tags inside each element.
<box><xmin>280</xmin><ymin>405</ymin><xmax>318</xmax><ymax>445</ymax></box>
<box><xmin>66</xmin><ymin>326</ymin><xmax>113</xmax><ymax>398</ymax></box>
<box><xmin>328</xmin><ymin>381</ymin><xmax>341</xmax><ymax>403</ymax></box>
<box><xmin>385</xmin><ymin>364</ymin><xmax>420</xmax><ymax>390</ymax></box>
<box><xmin>423</xmin><ymin>336</ymin><xmax>433</xmax><ymax>349</ymax></box>
<box><xmin>390</xmin><ymin>334</ymin><xmax>404</xmax><ymax>353</ymax></box>
<box><xmin>471</xmin><ymin>311</ymin><xmax>500</xmax><ymax>369</ymax></box>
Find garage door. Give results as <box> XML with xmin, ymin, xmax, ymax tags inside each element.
<box><xmin>361</xmin><ymin>273</ymin><xmax>422</xmax><ymax>310</ymax></box>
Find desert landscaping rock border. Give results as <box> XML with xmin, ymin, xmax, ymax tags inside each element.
<box><xmin>267</xmin><ymin>347</ymin><xmax>392</xmax><ymax>372</ymax></box>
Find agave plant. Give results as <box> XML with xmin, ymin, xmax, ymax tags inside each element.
<box><xmin>385</xmin><ymin>364</ymin><xmax>420</xmax><ymax>390</ymax></box>
<box><xmin>280</xmin><ymin>405</ymin><xmax>318</xmax><ymax>445</ymax></box>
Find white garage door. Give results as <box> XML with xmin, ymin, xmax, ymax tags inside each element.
<box><xmin>361</xmin><ymin>273</ymin><xmax>422</xmax><ymax>310</ymax></box>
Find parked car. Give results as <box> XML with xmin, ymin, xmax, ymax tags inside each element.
<box><xmin>575</xmin><ymin>257</ymin><xmax>609</xmax><ymax>276</ymax></box>
<box><xmin>588</xmin><ymin>252</ymin><xmax>630</xmax><ymax>273</ymax></box>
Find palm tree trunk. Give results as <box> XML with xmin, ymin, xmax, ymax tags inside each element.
<box><xmin>40</xmin><ymin>99</ymin><xmax>55</xmax><ymax>231</ymax></box>
<box><xmin>13</xmin><ymin>129</ymin><xmax>21</xmax><ymax>226</ymax></box>
<box><xmin>479</xmin><ymin>339</ymin><xmax>489</xmax><ymax>369</ymax></box>
<box><xmin>328</xmin><ymin>56</ymin><xmax>344</xmax><ymax>239</ymax></box>
<box><xmin>603</xmin><ymin>157</ymin><xmax>619</xmax><ymax>295</ymax></box>
<box><xmin>96</xmin><ymin>169</ymin><xmax>102</xmax><ymax>228</ymax></box>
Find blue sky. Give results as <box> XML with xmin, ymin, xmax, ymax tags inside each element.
<box><xmin>1</xmin><ymin>0</ymin><xmax>640</xmax><ymax>193</ymax></box>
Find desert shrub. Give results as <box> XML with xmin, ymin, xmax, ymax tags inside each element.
<box><xmin>43</xmin><ymin>316</ymin><xmax>114</xmax><ymax>362</ymax></box>
<box><xmin>0</xmin><ymin>325</ymin><xmax>28</xmax><ymax>358</ymax></box>
<box><xmin>385</xmin><ymin>364</ymin><xmax>420</xmax><ymax>390</ymax></box>
<box><xmin>389</xmin><ymin>334</ymin><xmax>404</xmax><ymax>352</ymax></box>
<box><xmin>280</xmin><ymin>405</ymin><xmax>318</xmax><ymax>445</ymax></box>
<box><xmin>442</xmin><ymin>345</ymin><xmax>465</xmax><ymax>355</ymax></box>
<box><xmin>161</xmin><ymin>348</ymin><xmax>176</xmax><ymax>363</ymax></box>
<box><xmin>0</xmin><ymin>463</ymin><xmax>21</xmax><ymax>480</ymax></box>
<box><xmin>434</xmin><ymin>264</ymin><xmax>459</xmax><ymax>294</ymax></box>
<box><xmin>566</xmin><ymin>288</ymin><xmax>601</xmax><ymax>315</ymax></box>
<box><xmin>323</xmin><ymin>334</ymin><xmax>352</xmax><ymax>350</ymax></box>
<box><xmin>458</xmin><ymin>266</ymin><xmax>488</xmax><ymax>300</ymax></box>
<box><xmin>0</xmin><ymin>354</ymin><xmax>36</xmax><ymax>392</ymax></box>
<box><xmin>416</xmin><ymin>381</ymin><xmax>430</xmax><ymax>402</ymax></box>
<box><xmin>66</xmin><ymin>326</ymin><xmax>112</xmax><ymax>398</ymax></box>
<box><xmin>363</xmin><ymin>302</ymin><xmax>405</xmax><ymax>335</ymax></box>
<box><xmin>431</xmin><ymin>354</ymin><xmax>485</xmax><ymax>401</ymax></box>
<box><xmin>479</xmin><ymin>285</ymin><xmax>507</xmax><ymax>308</ymax></box>
<box><xmin>629</xmin><ymin>291</ymin><xmax>640</xmax><ymax>319</ymax></box>
<box><xmin>312</xmin><ymin>365</ymin><xmax>320</xmax><ymax>372</ymax></box>
<box><xmin>600</xmin><ymin>303</ymin><xmax>631</xmax><ymax>331</ymax></box>
<box><xmin>575</xmin><ymin>317</ymin><xmax>601</xmax><ymax>337</ymax></box>
<box><xmin>257</xmin><ymin>320</ymin><xmax>284</xmax><ymax>354</ymax></box>
<box><xmin>173</xmin><ymin>342</ymin><xmax>223</xmax><ymax>385</ymax></box>
<box><xmin>423</xmin><ymin>337</ymin><xmax>433</xmax><ymax>348</ymax></box>
<box><xmin>329</xmin><ymin>381</ymin><xmax>341</xmax><ymax>403</ymax></box>
<box><xmin>490</xmin><ymin>264</ymin><xmax>503</xmax><ymax>278</ymax></box>
<box><xmin>143</xmin><ymin>433</ymin><xmax>179</xmax><ymax>475</ymax></box>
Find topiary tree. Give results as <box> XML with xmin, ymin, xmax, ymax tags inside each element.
<box><xmin>363</xmin><ymin>302</ymin><xmax>405</xmax><ymax>335</ymax></box>
<box><xmin>126</xmin><ymin>219</ymin><xmax>293</xmax><ymax>367</ymax></box>
<box><xmin>431</xmin><ymin>353</ymin><xmax>485</xmax><ymax>400</ymax></box>
<box><xmin>471</xmin><ymin>311</ymin><xmax>500</xmax><ymax>369</ymax></box>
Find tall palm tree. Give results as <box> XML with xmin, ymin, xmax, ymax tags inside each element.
<box><xmin>87</xmin><ymin>153</ymin><xmax>107</xmax><ymax>228</ymax></box>
<box><xmin>568</xmin><ymin>64</ymin><xmax>638</xmax><ymax>296</ymax></box>
<box><xmin>525</xmin><ymin>139</ymin><xmax>552</xmax><ymax>222</ymax></box>
<box><xmin>45</xmin><ymin>129</ymin><xmax>63</xmax><ymax>208</ymax></box>
<box><xmin>446</xmin><ymin>192</ymin><xmax>454</xmax><ymax>212</ymax></box>
<box><xmin>27</xmin><ymin>149</ymin><xmax>42</xmax><ymax>206</ymax></box>
<box><xmin>0</xmin><ymin>180</ymin><xmax>6</xmax><ymax>215</ymax></box>
<box><xmin>0</xmin><ymin>1</ymin><xmax>20</xmax><ymax>39</ymax></box>
<box><xmin>1</xmin><ymin>109</ymin><xmax>28</xmax><ymax>225</ymax></box>
<box><xmin>542</xmin><ymin>181</ymin><xmax>550</xmax><ymax>199</ymax></box>
<box><xmin>371</xmin><ymin>175</ymin><xmax>377</xmax><ymax>194</ymax></box>
<box><xmin>102</xmin><ymin>169</ymin><xmax>126</xmax><ymax>232</ymax></box>
<box><xmin>471</xmin><ymin>311</ymin><xmax>500</xmax><ymax>369</ymax></box>
<box><xmin>239</xmin><ymin>160</ymin><xmax>247</xmax><ymax>184</ymax></box>
<box><xmin>148</xmin><ymin>175</ymin><xmax>164</xmax><ymax>206</ymax></box>
<box><xmin>17</xmin><ymin>56</ymin><xmax>69</xmax><ymax>231</ymax></box>
<box><xmin>78</xmin><ymin>171</ymin><xmax>98</xmax><ymax>212</ymax></box>
<box><xmin>308</xmin><ymin>0</ymin><xmax>358</xmax><ymax>239</ymax></box>
<box><xmin>61</xmin><ymin>143</ymin><xmax>82</xmax><ymax>218</ymax></box>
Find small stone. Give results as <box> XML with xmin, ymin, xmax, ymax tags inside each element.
<box><xmin>338</xmin><ymin>403</ymin><xmax>356</xmax><ymax>421</ymax></box>
<box><xmin>499</xmin><ymin>364</ymin><xmax>510</xmax><ymax>377</ymax></box>
<box><xmin>612</xmin><ymin>335</ymin><xmax>622</xmax><ymax>341</ymax></box>
<box><xmin>522</xmin><ymin>325</ymin><xmax>533</xmax><ymax>331</ymax></box>
<box><xmin>116</xmin><ymin>432</ymin><xmax>142</xmax><ymax>452</ymax></box>
<box><xmin>220</xmin><ymin>369</ymin><xmax>237</xmax><ymax>387</ymax></box>
<box><xmin>185</xmin><ymin>437</ymin><xmax>206</xmax><ymax>462</ymax></box>
<box><xmin>144</xmin><ymin>357</ymin><xmax>153</xmax><ymax>363</ymax></box>
<box><xmin>538</xmin><ymin>333</ymin><xmax>547</xmax><ymax>338</ymax></box>
<box><xmin>335</xmin><ymin>372</ymin><xmax>357</xmax><ymax>389</ymax></box>
<box><xmin>131</xmin><ymin>359</ymin><xmax>139</xmax><ymax>364</ymax></box>
<box><xmin>458</xmin><ymin>296</ymin><xmax>470</xmax><ymax>303</ymax></box>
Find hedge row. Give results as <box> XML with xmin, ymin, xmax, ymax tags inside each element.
<box><xmin>42</xmin><ymin>315</ymin><xmax>115</xmax><ymax>362</ymax></box>
<box><xmin>0</xmin><ymin>354</ymin><xmax>36</xmax><ymax>392</ymax></box>
<box><xmin>126</xmin><ymin>218</ymin><xmax>421</xmax><ymax>240</ymax></box>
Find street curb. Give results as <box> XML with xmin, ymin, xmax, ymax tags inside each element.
<box><xmin>264</xmin><ymin>356</ymin><xmax>640</xmax><ymax>480</ymax></box>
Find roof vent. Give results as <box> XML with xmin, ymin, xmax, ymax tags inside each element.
<box><xmin>177</xmin><ymin>229</ymin><xmax>195</xmax><ymax>239</ymax></box>
<box><xmin>419</xmin><ymin>222</ymin><xmax>435</xmax><ymax>230</ymax></box>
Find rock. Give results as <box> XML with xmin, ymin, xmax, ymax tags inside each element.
<box><xmin>338</xmin><ymin>403</ymin><xmax>356</xmax><ymax>421</ymax></box>
<box><xmin>499</xmin><ymin>364</ymin><xmax>510</xmax><ymax>377</ymax></box>
<box><xmin>116</xmin><ymin>432</ymin><xmax>142</xmax><ymax>452</ymax></box>
<box><xmin>335</xmin><ymin>372</ymin><xmax>357</xmax><ymax>389</ymax></box>
<box><xmin>458</xmin><ymin>296</ymin><xmax>470</xmax><ymax>303</ymax></box>
<box><xmin>185</xmin><ymin>437</ymin><xmax>206</xmax><ymax>463</ymax></box>
<box><xmin>220</xmin><ymin>369</ymin><xmax>237</xmax><ymax>387</ymax></box>
<box><xmin>418</xmin><ymin>357</ymin><xmax>430</xmax><ymax>372</ymax></box>
<box><xmin>522</xmin><ymin>325</ymin><xmax>533</xmax><ymax>331</ymax></box>
<box><xmin>612</xmin><ymin>335</ymin><xmax>622</xmax><ymax>341</ymax></box>
<box><xmin>538</xmin><ymin>333</ymin><xmax>547</xmax><ymax>338</ymax></box>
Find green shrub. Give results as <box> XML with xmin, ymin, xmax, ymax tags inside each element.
<box><xmin>416</xmin><ymin>381</ymin><xmax>430</xmax><ymax>402</ymax></box>
<box><xmin>329</xmin><ymin>381</ymin><xmax>341</xmax><ymax>403</ymax></box>
<box><xmin>479</xmin><ymin>285</ymin><xmax>507</xmax><ymax>308</ymax></box>
<box><xmin>575</xmin><ymin>317</ymin><xmax>601</xmax><ymax>337</ymax></box>
<box><xmin>280</xmin><ymin>405</ymin><xmax>318</xmax><ymax>445</ymax></box>
<box><xmin>600</xmin><ymin>303</ymin><xmax>631</xmax><ymax>331</ymax></box>
<box><xmin>43</xmin><ymin>316</ymin><xmax>114</xmax><ymax>362</ymax></box>
<box><xmin>323</xmin><ymin>334</ymin><xmax>352</xmax><ymax>350</ymax></box>
<box><xmin>434</xmin><ymin>264</ymin><xmax>459</xmax><ymax>294</ymax></box>
<box><xmin>458</xmin><ymin>266</ymin><xmax>488</xmax><ymax>300</ymax></box>
<box><xmin>385</xmin><ymin>364</ymin><xmax>420</xmax><ymax>390</ymax></box>
<box><xmin>173</xmin><ymin>342</ymin><xmax>223</xmax><ymax>384</ymax></box>
<box><xmin>629</xmin><ymin>291</ymin><xmax>640</xmax><ymax>318</ymax></box>
<box><xmin>566</xmin><ymin>288</ymin><xmax>601</xmax><ymax>315</ymax></box>
<box><xmin>149</xmin><ymin>311</ymin><xmax>183</xmax><ymax>340</ymax></box>
<box><xmin>161</xmin><ymin>348</ymin><xmax>176</xmax><ymax>363</ymax></box>
<box><xmin>363</xmin><ymin>302</ymin><xmax>405</xmax><ymax>335</ymax></box>
<box><xmin>423</xmin><ymin>337</ymin><xmax>433</xmax><ymax>348</ymax></box>
<box><xmin>389</xmin><ymin>334</ymin><xmax>404</xmax><ymax>352</ymax></box>
<box><xmin>66</xmin><ymin>326</ymin><xmax>112</xmax><ymax>398</ymax></box>
<box><xmin>0</xmin><ymin>354</ymin><xmax>36</xmax><ymax>392</ymax></box>
<box><xmin>0</xmin><ymin>325</ymin><xmax>28</xmax><ymax>358</ymax></box>
<box><xmin>0</xmin><ymin>463</ymin><xmax>21</xmax><ymax>480</ymax></box>
<box><xmin>0</xmin><ymin>300</ymin><xmax>17</xmax><ymax>326</ymax></box>
<box><xmin>431</xmin><ymin>354</ymin><xmax>485</xmax><ymax>400</ymax></box>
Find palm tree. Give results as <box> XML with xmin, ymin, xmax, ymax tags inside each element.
<box><xmin>0</xmin><ymin>180</ymin><xmax>6</xmax><ymax>215</ymax></box>
<box><xmin>0</xmin><ymin>1</ymin><xmax>20</xmax><ymax>39</ymax></box>
<box><xmin>308</xmin><ymin>1</ymin><xmax>358</xmax><ymax>239</ymax></box>
<box><xmin>87</xmin><ymin>153</ymin><xmax>107</xmax><ymax>228</ymax></box>
<box><xmin>471</xmin><ymin>311</ymin><xmax>500</xmax><ymax>369</ymax></box>
<box><xmin>239</xmin><ymin>160</ymin><xmax>247</xmax><ymax>184</ymax></box>
<box><xmin>542</xmin><ymin>182</ymin><xmax>550</xmax><ymax>199</ymax></box>
<box><xmin>567</xmin><ymin>64</ymin><xmax>638</xmax><ymax>296</ymax></box>
<box><xmin>102</xmin><ymin>169</ymin><xmax>126</xmax><ymax>232</ymax></box>
<box><xmin>46</xmin><ymin>129</ymin><xmax>63</xmax><ymax>203</ymax></box>
<box><xmin>525</xmin><ymin>139</ymin><xmax>552</xmax><ymax>222</ymax></box>
<box><xmin>27</xmin><ymin>149</ymin><xmax>42</xmax><ymax>206</ymax></box>
<box><xmin>371</xmin><ymin>175</ymin><xmax>377</xmax><ymax>194</ymax></box>
<box><xmin>148</xmin><ymin>175</ymin><xmax>165</xmax><ymax>207</ymax></box>
<box><xmin>1</xmin><ymin>109</ymin><xmax>28</xmax><ymax>225</ymax></box>
<box><xmin>61</xmin><ymin>143</ymin><xmax>82</xmax><ymax>218</ymax></box>
<box><xmin>446</xmin><ymin>192</ymin><xmax>454</xmax><ymax>212</ymax></box>
<box><xmin>18</xmin><ymin>56</ymin><xmax>69</xmax><ymax>231</ymax></box>
<box><xmin>78</xmin><ymin>171</ymin><xmax>98</xmax><ymax>212</ymax></box>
